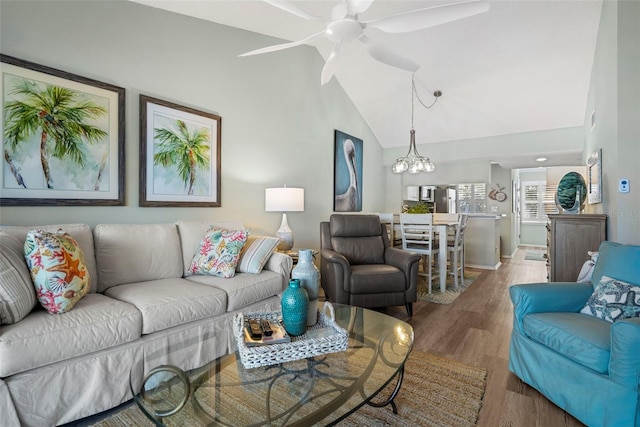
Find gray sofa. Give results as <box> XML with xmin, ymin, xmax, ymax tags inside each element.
<box><xmin>0</xmin><ymin>221</ymin><xmax>292</xmax><ymax>426</ymax></box>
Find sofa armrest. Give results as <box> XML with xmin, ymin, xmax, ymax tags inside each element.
<box><xmin>510</xmin><ymin>282</ymin><xmax>594</xmax><ymax>334</ymax></box>
<box><xmin>384</xmin><ymin>247</ymin><xmax>421</xmax><ymax>288</ymax></box>
<box><xmin>263</xmin><ymin>252</ymin><xmax>293</xmax><ymax>291</ymax></box>
<box><xmin>610</xmin><ymin>317</ymin><xmax>640</xmax><ymax>390</ymax></box>
<box><xmin>320</xmin><ymin>249</ymin><xmax>351</xmax><ymax>305</ymax></box>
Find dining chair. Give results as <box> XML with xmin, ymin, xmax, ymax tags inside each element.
<box><xmin>400</xmin><ymin>213</ymin><xmax>440</xmax><ymax>294</ymax></box>
<box><xmin>375</xmin><ymin>213</ymin><xmax>396</xmax><ymax>246</ymax></box>
<box><xmin>447</xmin><ymin>214</ymin><xmax>468</xmax><ymax>288</ymax></box>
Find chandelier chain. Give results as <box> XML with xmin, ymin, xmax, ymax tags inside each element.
<box><xmin>412</xmin><ymin>75</ymin><xmax>440</xmax><ymax>112</ymax></box>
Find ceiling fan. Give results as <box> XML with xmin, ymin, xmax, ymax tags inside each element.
<box><xmin>239</xmin><ymin>0</ymin><xmax>490</xmax><ymax>85</ymax></box>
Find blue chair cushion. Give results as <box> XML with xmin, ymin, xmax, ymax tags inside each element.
<box><xmin>522</xmin><ymin>312</ymin><xmax>611</xmax><ymax>373</ymax></box>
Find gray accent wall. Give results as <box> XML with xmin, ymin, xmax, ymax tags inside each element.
<box><xmin>583</xmin><ymin>0</ymin><xmax>640</xmax><ymax>244</ymax></box>
<box><xmin>1</xmin><ymin>0</ymin><xmax>638</xmax><ymax>250</ymax></box>
<box><xmin>0</xmin><ymin>0</ymin><xmax>385</xmax><ymax>250</ymax></box>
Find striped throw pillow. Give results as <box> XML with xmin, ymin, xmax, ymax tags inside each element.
<box><xmin>237</xmin><ymin>236</ymin><xmax>280</xmax><ymax>274</ymax></box>
<box><xmin>0</xmin><ymin>232</ymin><xmax>36</xmax><ymax>324</ymax></box>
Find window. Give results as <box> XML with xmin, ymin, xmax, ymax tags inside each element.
<box><xmin>521</xmin><ymin>181</ymin><xmax>558</xmax><ymax>223</ymax></box>
<box><xmin>457</xmin><ymin>183</ymin><xmax>486</xmax><ymax>214</ymax></box>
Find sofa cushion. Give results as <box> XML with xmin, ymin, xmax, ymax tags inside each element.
<box><xmin>94</xmin><ymin>224</ymin><xmax>183</xmax><ymax>292</ymax></box>
<box><xmin>104</xmin><ymin>278</ymin><xmax>227</xmax><ymax>334</ymax></box>
<box><xmin>581</xmin><ymin>275</ymin><xmax>640</xmax><ymax>323</ymax></box>
<box><xmin>0</xmin><ymin>224</ymin><xmax>98</xmax><ymax>293</ymax></box>
<box><xmin>237</xmin><ymin>236</ymin><xmax>280</xmax><ymax>274</ymax></box>
<box><xmin>176</xmin><ymin>220</ymin><xmax>245</xmax><ymax>277</ymax></box>
<box><xmin>187</xmin><ymin>227</ymin><xmax>248</xmax><ymax>278</ymax></box>
<box><xmin>0</xmin><ymin>293</ymin><xmax>141</xmax><ymax>377</ymax></box>
<box><xmin>0</xmin><ymin>232</ymin><xmax>36</xmax><ymax>324</ymax></box>
<box><xmin>24</xmin><ymin>230</ymin><xmax>91</xmax><ymax>314</ymax></box>
<box><xmin>523</xmin><ymin>312</ymin><xmax>611</xmax><ymax>373</ymax></box>
<box><xmin>185</xmin><ymin>270</ymin><xmax>283</xmax><ymax>312</ymax></box>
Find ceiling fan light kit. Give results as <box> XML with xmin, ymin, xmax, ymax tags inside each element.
<box><xmin>239</xmin><ymin>0</ymin><xmax>490</xmax><ymax>85</ymax></box>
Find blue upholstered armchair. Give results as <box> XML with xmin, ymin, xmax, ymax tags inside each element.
<box><xmin>509</xmin><ymin>241</ymin><xmax>640</xmax><ymax>427</ymax></box>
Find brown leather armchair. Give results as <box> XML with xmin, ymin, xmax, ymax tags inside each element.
<box><xmin>320</xmin><ymin>214</ymin><xmax>421</xmax><ymax>316</ymax></box>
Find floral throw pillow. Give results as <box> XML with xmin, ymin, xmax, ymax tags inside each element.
<box><xmin>580</xmin><ymin>275</ymin><xmax>640</xmax><ymax>323</ymax></box>
<box><xmin>24</xmin><ymin>229</ymin><xmax>90</xmax><ymax>314</ymax></box>
<box><xmin>188</xmin><ymin>227</ymin><xmax>248</xmax><ymax>278</ymax></box>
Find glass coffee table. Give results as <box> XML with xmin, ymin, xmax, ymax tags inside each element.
<box><xmin>132</xmin><ymin>304</ymin><xmax>413</xmax><ymax>426</ymax></box>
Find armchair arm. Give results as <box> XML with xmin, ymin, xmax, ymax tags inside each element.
<box><xmin>510</xmin><ymin>282</ymin><xmax>594</xmax><ymax>334</ymax></box>
<box><xmin>320</xmin><ymin>249</ymin><xmax>351</xmax><ymax>305</ymax></box>
<box><xmin>385</xmin><ymin>247</ymin><xmax>421</xmax><ymax>289</ymax></box>
<box><xmin>610</xmin><ymin>318</ymin><xmax>640</xmax><ymax>390</ymax></box>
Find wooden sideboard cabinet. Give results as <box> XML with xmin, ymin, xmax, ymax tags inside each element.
<box><xmin>547</xmin><ymin>214</ymin><xmax>607</xmax><ymax>282</ymax></box>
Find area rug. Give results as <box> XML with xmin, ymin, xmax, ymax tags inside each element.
<box><xmin>417</xmin><ymin>270</ymin><xmax>481</xmax><ymax>305</ymax></box>
<box><xmin>524</xmin><ymin>249</ymin><xmax>547</xmax><ymax>261</ymax></box>
<box><xmin>90</xmin><ymin>351</ymin><xmax>486</xmax><ymax>427</ymax></box>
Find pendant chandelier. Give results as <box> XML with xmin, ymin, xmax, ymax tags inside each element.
<box><xmin>392</xmin><ymin>76</ymin><xmax>442</xmax><ymax>174</ymax></box>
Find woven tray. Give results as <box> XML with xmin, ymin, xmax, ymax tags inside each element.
<box><xmin>234</xmin><ymin>302</ymin><xmax>348</xmax><ymax>369</ymax></box>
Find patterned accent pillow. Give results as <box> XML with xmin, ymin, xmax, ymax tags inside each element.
<box><xmin>0</xmin><ymin>232</ymin><xmax>37</xmax><ymax>324</ymax></box>
<box><xmin>188</xmin><ymin>227</ymin><xmax>248</xmax><ymax>278</ymax></box>
<box><xmin>580</xmin><ymin>275</ymin><xmax>640</xmax><ymax>323</ymax></box>
<box><xmin>24</xmin><ymin>229</ymin><xmax>91</xmax><ymax>314</ymax></box>
<box><xmin>237</xmin><ymin>236</ymin><xmax>280</xmax><ymax>274</ymax></box>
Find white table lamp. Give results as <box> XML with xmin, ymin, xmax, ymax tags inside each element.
<box><xmin>265</xmin><ymin>187</ymin><xmax>304</xmax><ymax>251</ymax></box>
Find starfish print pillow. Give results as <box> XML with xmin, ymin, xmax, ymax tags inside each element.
<box><xmin>580</xmin><ymin>275</ymin><xmax>640</xmax><ymax>323</ymax></box>
<box><xmin>24</xmin><ymin>229</ymin><xmax>90</xmax><ymax>314</ymax></box>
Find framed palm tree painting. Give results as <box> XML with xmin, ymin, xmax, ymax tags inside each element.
<box><xmin>140</xmin><ymin>95</ymin><xmax>221</xmax><ymax>207</ymax></box>
<box><xmin>1</xmin><ymin>55</ymin><xmax>125</xmax><ymax>205</ymax></box>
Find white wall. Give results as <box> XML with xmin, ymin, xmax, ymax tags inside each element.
<box><xmin>0</xmin><ymin>1</ymin><xmax>385</xmax><ymax>251</ymax></box>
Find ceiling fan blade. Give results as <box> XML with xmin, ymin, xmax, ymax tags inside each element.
<box><xmin>360</xmin><ymin>35</ymin><xmax>420</xmax><ymax>73</ymax></box>
<box><xmin>331</xmin><ymin>1</ymin><xmax>349</xmax><ymax>20</ymax></box>
<box><xmin>321</xmin><ymin>44</ymin><xmax>342</xmax><ymax>85</ymax></box>
<box><xmin>347</xmin><ymin>0</ymin><xmax>375</xmax><ymax>16</ymax></box>
<box><xmin>365</xmin><ymin>0</ymin><xmax>489</xmax><ymax>33</ymax></box>
<box><xmin>238</xmin><ymin>31</ymin><xmax>324</xmax><ymax>57</ymax></box>
<box><xmin>263</xmin><ymin>0</ymin><xmax>323</xmax><ymax>21</ymax></box>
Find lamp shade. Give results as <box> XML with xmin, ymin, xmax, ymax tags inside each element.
<box><xmin>265</xmin><ymin>187</ymin><xmax>304</xmax><ymax>212</ymax></box>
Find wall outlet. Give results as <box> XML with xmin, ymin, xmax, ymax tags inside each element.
<box><xmin>619</xmin><ymin>178</ymin><xmax>630</xmax><ymax>193</ymax></box>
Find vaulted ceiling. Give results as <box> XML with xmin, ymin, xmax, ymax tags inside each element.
<box><xmin>132</xmin><ymin>0</ymin><xmax>603</xmax><ymax>168</ymax></box>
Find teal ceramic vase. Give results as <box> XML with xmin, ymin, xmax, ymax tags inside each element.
<box><xmin>291</xmin><ymin>250</ymin><xmax>320</xmax><ymax>326</ymax></box>
<box><xmin>281</xmin><ymin>279</ymin><xmax>308</xmax><ymax>336</ymax></box>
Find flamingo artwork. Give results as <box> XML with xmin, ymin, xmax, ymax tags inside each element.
<box><xmin>334</xmin><ymin>132</ymin><xmax>362</xmax><ymax>212</ymax></box>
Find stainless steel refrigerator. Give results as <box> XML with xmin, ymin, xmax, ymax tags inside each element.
<box><xmin>434</xmin><ymin>187</ymin><xmax>457</xmax><ymax>213</ymax></box>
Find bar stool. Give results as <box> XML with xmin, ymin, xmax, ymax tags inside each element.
<box><xmin>447</xmin><ymin>214</ymin><xmax>468</xmax><ymax>288</ymax></box>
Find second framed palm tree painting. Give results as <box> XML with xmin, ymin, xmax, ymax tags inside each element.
<box><xmin>139</xmin><ymin>95</ymin><xmax>221</xmax><ymax>207</ymax></box>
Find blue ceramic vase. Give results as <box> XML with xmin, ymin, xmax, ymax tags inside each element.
<box><xmin>291</xmin><ymin>250</ymin><xmax>320</xmax><ymax>326</ymax></box>
<box><xmin>281</xmin><ymin>279</ymin><xmax>308</xmax><ymax>336</ymax></box>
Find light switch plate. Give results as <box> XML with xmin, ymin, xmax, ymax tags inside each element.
<box><xmin>619</xmin><ymin>178</ymin><xmax>630</xmax><ymax>193</ymax></box>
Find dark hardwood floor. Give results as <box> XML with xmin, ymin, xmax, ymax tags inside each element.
<box><xmin>379</xmin><ymin>248</ymin><xmax>585</xmax><ymax>427</ymax></box>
